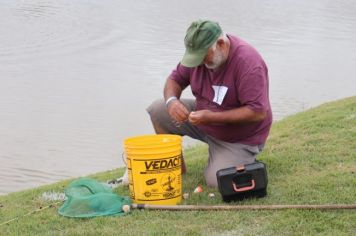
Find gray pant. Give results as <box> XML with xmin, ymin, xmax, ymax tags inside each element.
<box><xmin>147</xmin><ymin>99</ymin><xmax>264</xmax><ymax>187</ymax></box>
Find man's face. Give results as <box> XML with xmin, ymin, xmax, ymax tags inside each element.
<box><xmin>203</xmin><ymin>42</ymin><xmax>226</xmax><ymax>70</ymax></box>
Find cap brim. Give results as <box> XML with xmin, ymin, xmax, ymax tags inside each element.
<box><xmin>180</xmin><ymin>49</ymin><xmax>207</xmax><ymax>68</ymax></box>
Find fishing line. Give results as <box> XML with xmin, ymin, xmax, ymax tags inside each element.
<box><xmin>0</xmin><ymin>201</ymin><xmax>63</xmax><ymax>226</ymax></box>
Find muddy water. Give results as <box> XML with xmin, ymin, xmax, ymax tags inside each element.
<box><xmin>0</xmin><ymin>0</ymin><xmax>355</xmax><ymax>194</ymax></box>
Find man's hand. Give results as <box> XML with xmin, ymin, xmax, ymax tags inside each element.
<box><xmin>188</xmin><ymin>109</ymin><xmax>214</xmax><ymax>125</ymax></box>
<box><xmin>167</xmin><ymin>100</ymin><xmax>190</xmax><ymax>124</ymax></box>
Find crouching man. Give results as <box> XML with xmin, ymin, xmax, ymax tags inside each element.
<box><xmin>147</xmin><ymin>20</ymin><xmax>272</xmax><ymax>187</ymax></box>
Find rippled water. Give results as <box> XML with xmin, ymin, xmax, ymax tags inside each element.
<box><xmin>1</xmin><ymin>0</ymin><xmax>355</xmax><ymax>195</ymax></box>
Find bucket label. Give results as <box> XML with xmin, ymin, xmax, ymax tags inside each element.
<box><xmin>161</xmin><ymin>172</ymin><xmax>176</xmax><ymax>191</ymax></box>
<box><xmin>144</xmin><ymin>156</ymin><xmax>180</xmax><ymax>170</ymax></box>
<box><xmin>146</xmin><ymin>178</ymin><xmax>157</xmax><ymax>185</ymax></box>
<box><xmin>129</xmin><ymin>154</ymin><xmax>182</xmax><ymax>203</ymax></box>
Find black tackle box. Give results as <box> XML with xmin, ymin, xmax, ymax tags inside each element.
<box><xmin>216</xmin><ymin>161</ymin><xmax>268</xmax><ymax>202</ymax></box>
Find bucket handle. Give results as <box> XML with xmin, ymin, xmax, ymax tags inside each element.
<box><xmin>121</xmin><ymin>152</ymin><xmax>127</xmax><ymax>167</ymax></box>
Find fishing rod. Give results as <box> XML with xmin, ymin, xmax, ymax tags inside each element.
<box><xmin>130</xmin><ymin>203</ymin><xmax>356</xmax><ymax>211</ymax></box>
<box><xmin>2</xmin><ymin>202</ymin><xmax>355</xmax><ymax>226</ymax></box>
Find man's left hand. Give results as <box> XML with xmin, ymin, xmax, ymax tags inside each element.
<box><xmin>188</xmin><ymin>110</ymin><xmax>213</xmax><ymax>125</ymax></box>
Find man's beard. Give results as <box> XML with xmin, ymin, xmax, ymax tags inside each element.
<box><xmin>204</xmin><ymin>49</ymin><xmax>225</xmax><ymax>70</ymax></box>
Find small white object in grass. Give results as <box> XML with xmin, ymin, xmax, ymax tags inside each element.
<box><xmin>208</xmin><ymin>193</ymin><xmax>215</xmax><ymax>198</ymax></box>
<box><xmin>183</xmin><ymin>193</ymin><xmax>189</xmax><ymax>199</ymax></box>
<box><xmin>122</xmin><ymin>204</ymin><xmax>131</xmax><ymax>213</ymax></box>
<box><xmin>41</xmin><ymin>191</ymin><xmax>66</xmax><ymax>201</ymax></box>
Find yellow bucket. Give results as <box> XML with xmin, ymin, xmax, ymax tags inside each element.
<box><xmin>124</xmin><ymin>134</ymin><xmax>182</xmax><ymax>205</ymax></box>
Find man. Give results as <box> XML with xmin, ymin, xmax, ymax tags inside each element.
<box><xmin>147</xmin><ymin>20</ymin><xmax>272</xmax><ymax>187</ymax></box>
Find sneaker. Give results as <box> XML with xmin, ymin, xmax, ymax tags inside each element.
<box><xmin>117</xmin><ymin>168</ymin><xmax>129</xmax><ymax>186</ymax></box>
<box><xmin>107</xmin><ymin>168</ymin><xmax>129</xmax><ymax>186</ymax></box>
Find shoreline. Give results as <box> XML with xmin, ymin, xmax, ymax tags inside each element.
<box><xmin>0</xmin><ymin>96</ymin><xmax>355</xmax><ymax>235</ymax></box>
<box><xmin>1</xmin><ymin>96</ymin><xmax>355</xmax><ymax>197</ymax></box>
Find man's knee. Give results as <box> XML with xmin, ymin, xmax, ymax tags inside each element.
<box><xmin>147</xmin><ymin>99</ymin><xmax>166</xmax><ymax>119</ymax></box>
<box><xmin>146</xmin><ymin>99</ymin><xmax>168</xmax><ymax>134</ymax></box>
<box><xmin>204</xmin><ymin>167</ymin><xmax>219</xmax><ymax>187</ymax></box>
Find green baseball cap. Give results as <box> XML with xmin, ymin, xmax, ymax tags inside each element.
<box><xmin>181</xmin><ymin>20</ymin><xmax>222</xmax><ymax>67</ymax></box>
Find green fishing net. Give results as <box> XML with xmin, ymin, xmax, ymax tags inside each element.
<box><xmin>58</xmin><ymin>178</ymin><xmax>131</xmax><ymax>218</ymax></box>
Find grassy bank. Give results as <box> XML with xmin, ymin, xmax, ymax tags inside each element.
<box><xmin>0</xmin><ymin>96</ymin><xmax>355</xmax><ymax>235</ymax></box>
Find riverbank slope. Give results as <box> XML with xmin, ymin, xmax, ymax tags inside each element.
<box><xmin>0</xmin><ymin>96</ymin><xmax>355</xmax><ymax>235</ymax></box>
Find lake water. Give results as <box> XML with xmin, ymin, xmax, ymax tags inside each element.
<box><xmin>1</xmin><ymin>0</ymin><xmax>355</xmax><ymax>195</ymax></box>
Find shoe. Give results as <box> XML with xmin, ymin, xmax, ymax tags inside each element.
<box><xmin>107</xmin><ymin>168</ymin><xmax>129</xmax><ymax>187</ymax></box>
<box><xmin>117</xmin><ymin>168</ymin><xmax>129</xmax><ymax>186</ymax></box>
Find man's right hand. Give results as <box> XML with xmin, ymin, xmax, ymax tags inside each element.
<box><xmin>167</xmin><ymin>99</ymin><xmax>190</xmax><ymax>124</ymax></box>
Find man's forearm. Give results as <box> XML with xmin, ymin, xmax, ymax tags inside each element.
<box><xmin>164</xmin><ymin>77</ymin><xmax>183</xmax><ymax>101</ymax></box>
<box><xmin>209</xmin><ymin>106</ymin><xmax>267</xmax><ymax>123</ymax></box>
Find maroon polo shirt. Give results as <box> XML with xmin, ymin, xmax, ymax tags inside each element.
<box><xmin>170</xmin><ymin>35</ymin><xmax>272</xmax><ymax>145</ymax></box>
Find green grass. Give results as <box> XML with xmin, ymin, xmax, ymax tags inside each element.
<box><xmin>1</xmin><ymin>96</ymin><xmax>355</xmax><ymax>235</ymax></box>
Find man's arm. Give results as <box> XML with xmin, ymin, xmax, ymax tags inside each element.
<box><xmin>164</xmin><ymin>77</ymin><xmax>190</xmax><ymax>123</ymax></box>
<box><xmin>188</xmin><ymin>106</ymin><xmax>267</xmax><ymax>125</ymax></box>
<box><xmin>164</xmin><ymin>76</ymin><xmax>183</xmax><ymax>100</ymax></box>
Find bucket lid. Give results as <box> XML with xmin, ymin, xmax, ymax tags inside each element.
<box><xmin>124</xmin><ymin>134</ymin><xmax>182</xmax><ymax>148</ymax></box>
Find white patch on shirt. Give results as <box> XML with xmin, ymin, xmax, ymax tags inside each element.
<box><xmin>212</xmin><ymin>85</ymin><xmax>228</xmax><ymax>105</ymax></box>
